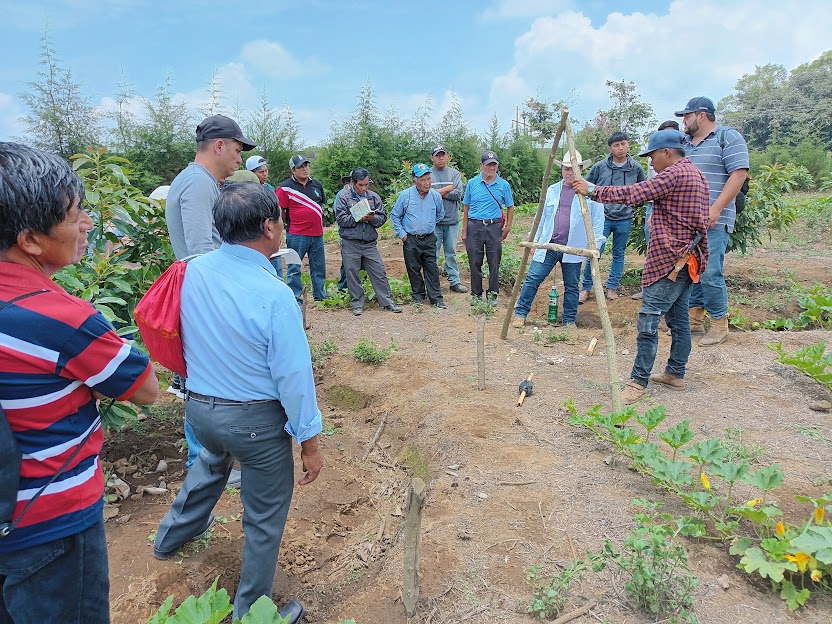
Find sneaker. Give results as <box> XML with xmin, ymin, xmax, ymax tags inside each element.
<box><xmin>561</xmin><ymin>321</ymin><xmax>576</xmax><ymax>327</ymax></box>
<box><xmin>434</xmin><ymin>301</ymin><xmax>447</xmax><ymax>309</ymax></box>
<box><xmin>278</xmin><ymin>600</ymin><xmax>305</xmax><ymax>624</ymax></box>
<box><xmin>384</xmin><ymin>304</ymin><xmax>403</xmax><ymax>313</ymax></box>
<box><xmin>605</xmin><ymin>288</ymin><xmax>619</xmax><ymax>300</ymax></box>
<box><xmin>649</xmin><ymin>372</ymin><xmax>686</xmax><ymax>390</ymax></box>
<box><xmin>469</xmin><ymin>295</ymin><xmax>482</xmax><ymax>306</ymax></box>
<box><xmin>353</xmin><ymin>308</ymin><xmax>363</xmax><ymax>316</ymax></box>
<box><xmin>511</xmin><ymin>316</ymin><xmax>525</xmax><ymax>328</ymax></box>
<box><xmin>412</xmin><ymin>297</ymin><xmax>425</xmax><ymax>306</ymax></box>
<box><xmin>486</xmin><ymin>292</ymin><xmax>498</xmax><ymax>306</ymax></box>
<box><xmin>578</xmin><ymin>290</ymin><xmax>590</xmax><ymax>304</ymax></box>
<box><xmin>153</xmin><ymin>514</ymin><xmax>216</xmax><ymax>560</ymax></box>
<box><xmin>622</xmin><ymin>380</ymin><xmax>648</xmax><ymax>405</ymax></box>
<box><xmin>631</xmin><ymin>291</ymin><xmax>644</xmax><ymax>300</ymax></box>
<box><xmin>449</xmin><ymin>283</ymin><xmax>468</xmax><ymax>293</ymax></box>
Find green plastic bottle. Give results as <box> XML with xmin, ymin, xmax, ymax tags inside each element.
<box><xmin>547</xmin><ymin>286</ymin><xmax>559</xmax><ymax>325</ymax></box>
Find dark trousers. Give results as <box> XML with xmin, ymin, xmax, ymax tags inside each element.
<box><xmin>465</xmin><ymin>220</ymin><xmax>502</xmax><ymax>296</ymax></box>
<box><xmin>403</xmin><ymin>233</ymin><xmax>442</xmax><ymax>304</ymax></box>
<box><xmin>0</xmin><ymin>519</ymin><xmax>110</xmax><ymax>623</ymax></box>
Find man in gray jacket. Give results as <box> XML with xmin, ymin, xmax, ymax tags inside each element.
<box><xmin>579</xmin><ymin>131</ymin><xmax>646</xmax><ymax>301</ymax></box>
<box><xmin>430</xmin><ymin>144</ymin><xmax>467</xmax><ymax>293</ymax></box>
<box><xmin>335</xmin><ymin>168</ymin><xmax>402</xmax><ymax>316</ymax></box>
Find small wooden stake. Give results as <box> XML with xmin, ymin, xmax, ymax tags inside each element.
<box><xmin>477</xmin><ymin>316</ymin><xmax>486</xmax><ymax>390</ymax></box>
<box><xmin>586</xmin><ymin>337</ymin><xmax>598</xmax><ymax>356</ymax></box>
<box><xmin>517</xmin><ymin>372</ymin><xmax>534</xmax><ymax>407</ymax></box>
<box><xmin>301</xmin><ymin>285</ymin><xmax>311</xmax><ymax>330</ymax></box>
<box><xmin>402</xmin><ymin>477</ymin><xmax>427</xmax><ymax>617</ymax></box>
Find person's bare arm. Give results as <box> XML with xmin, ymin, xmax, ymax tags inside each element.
<box><xmin>708</xmin><ymin>169</ymin><xmax>748</xmax><ymax>228</ymax></box>
<box><xmin>461</xmin><ymin>204</ymin><xmax>469</xmax><ymax>243</ymax></box>
<box><xmin>298</xmin><ymin>435</ymin><xmax>324</xmax><ymax>485</ymax></box>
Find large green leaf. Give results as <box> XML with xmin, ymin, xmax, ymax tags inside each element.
<box><xmin>658</xmin><ymin>419</ymin><xmax>693</xmax><ymax>450</ymax></box>
<box><xmin>791</xmin><ymin>527</ymin><xmax>832</xmax><ymax>564</ymax></box>
<box><xmin>710</xmin><ymin>460</ymin><xmax>749</xmax><ymax>484</ymax></box>
<box><xmin>743</xmin><ymin>464</ymin><xmax>785</xmax><ymax>492</ymax></box>
<box><xmin>779</xmin><ymin>580</ymin><xmax>811</xmax><ymax>611</ymax></box>
<box><xmin>738</xmin><ymin>546</ymin><xmax>795</xmax><ymax>582</ymax></box>
<box><xmin>684</xmin><ymin>438</ymin><xmax>727</xmax><ymax>466</ymax></box>
<box><xmin>635</xmin><ymin>404</ymin><xmax>666</xmax><ymax>432</ymax></box>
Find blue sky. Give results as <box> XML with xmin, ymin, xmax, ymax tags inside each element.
<box><xmin>1</xmin><ymin>0</ymin><xmax>830</xmax><ymax>147</ymax></box>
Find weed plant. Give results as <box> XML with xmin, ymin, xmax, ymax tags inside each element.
<box><xmin>352</xmin><ymin>338</ymin><xmax>397</xmax><ymax>365</ymax></box>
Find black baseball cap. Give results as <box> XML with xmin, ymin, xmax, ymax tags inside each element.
<box><xmin>481</xmin><ymin>151</ymin><xmax>499</xmax><ymax>164</ymax></box>
<box><xmin>195</xmin><ymin>115</ymin><xmax>256</xmax><ymax>150</ymax></box>
<box><xmin>289</xmin><ymin>154</ymin><xmax>311</xmax><ymax>169</ymax></box>
<box><xmin>431</xmin><ymin>144</ymin><xmax>448</xmax><ymax>156</ymax></box>
<box><xmin>675</xmin><ymin>97</ymin><xmax>715</xmax><ymax>117</ymax></box>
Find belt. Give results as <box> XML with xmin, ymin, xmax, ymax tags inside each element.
<box><xmin>468</xmin><ymin>218</ymin><xmax>501</xmax><ymax>225</ymax></box>
<box><xmin>186</xmin><ymin>390</ymin><xmax>277</xmax><ymax>407</ymax></box>
<box><xmin>408</xmin><ymin>232</ymin><xmax>434</xmax><ymax>239</ymax></box>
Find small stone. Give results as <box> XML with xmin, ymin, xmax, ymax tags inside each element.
<box><xmin>716</xmin><ymin>574</ymin><xmax>730</xmax><ymax>590</ymax></box>
<box><xmin>621</xmin><ymin>349</ymin><xmax>630</xmax><ymax>355</ymax></box>
<box><xmin>155</xmin><ymin>459</ymin><xmax>168</xmax><ymax>473</ymax></box>
<box><xmin>603</xmin><ymin>455</ymin><xmax>613</xmax><ymax>466</ymax></box>
<box><xmin>809</xmin><ymin>400</ymin><xmax>831</xmax><ymax>412</ymax></box>
<box><xmin>391</xmin><ymin>505</ymin><xmax>402</xmax><ymax>517</ymax></box>
<box><xmin>477</xmin><ymin>492</ymin><xmax>488</xmax><ymax>500</ymax></box>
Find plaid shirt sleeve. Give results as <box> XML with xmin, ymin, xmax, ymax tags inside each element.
<box><xmin>591</xmin><ymin>171</ymin><xmax>676</xmax><ymax>207</ymax></box>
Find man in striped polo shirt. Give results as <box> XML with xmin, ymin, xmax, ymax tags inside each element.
<box><xmin>0</xmin><ymin>143</ymin><xmax>159</xmax><ymax>623</ymax></box>
<box><xmin>277</xmin><ymin>155</ymin><xmax>327</xmax><ymax>302</ymax></box>
<box><xmin>676</xmin><ymin>97</ymin><xmax>749</xmax><ymax>346</ymax></box>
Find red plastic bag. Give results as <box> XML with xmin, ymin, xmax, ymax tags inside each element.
<box><xmin>134</xmin><ymin>260</ymin><xmax>188</xmax><ymax>376</ymax></box>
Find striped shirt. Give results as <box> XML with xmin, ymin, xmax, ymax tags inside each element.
<box><xmin>0</xmin><ymin>263</ymin><xmax>152</xmax><ymax>552</ymax></box>
<box><xmin>277</xmin><ymin>176</ymin><xmax>326</xmax><ymax>236</ymax></box>
<box><xmin>592</xmin><ymin>159</ymin><xmax>710</xmax><ymax>287</ymax></box>
<box><xmin>683</xmin><ymin>126</ymin><xmax>749</xmax><ymax>233</ymax></box>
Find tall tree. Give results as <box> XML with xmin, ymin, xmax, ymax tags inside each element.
<box><xmin>198</xmin><ymin>69</ymin><xmax>226</xmax><ymax>118</ymax></box>
<box><xmin>109</xmin><ymin>69</ymin><xmax>136</xmax><ymax>153</ymax></box>
<box><xmin>18</xmin><ymin>30</ymin><xmax>101</xmax><ymax>157</ymax></box>
<box><xmin>719</xmin><ymin>63</ymin><xmax>790</xmax><ymax>150</ymax></box>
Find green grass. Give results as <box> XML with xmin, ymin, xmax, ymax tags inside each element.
<box><xmin>399</xmin><ymin>443</ymin><xmax>432</xmax><ymax>481</ymax></box>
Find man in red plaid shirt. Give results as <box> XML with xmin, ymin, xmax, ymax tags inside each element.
<box><xmin>573</xmin><ymin>129</ymin><xmax>710</xmax><ymax>405</ymax></box>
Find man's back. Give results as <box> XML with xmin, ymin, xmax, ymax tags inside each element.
<box><xmin>166</xmin><ymin>162</ymin><xmax>221</xmax><ymax>259</ymax></box>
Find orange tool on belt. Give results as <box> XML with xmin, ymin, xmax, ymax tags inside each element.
<box><xmin>668</xmin><ymin>233</ymin><xmax>703</xmax><ymax>283</ymax></box>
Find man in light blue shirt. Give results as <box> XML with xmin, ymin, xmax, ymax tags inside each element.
<box><xmin>462</xmin><ymin>151</ymin><xmax>515</xmax><ymax>304</ymax></box>
<box><xmin>391</xmin><ymin>163</ymin><xmax>445</xmax><ymax>308</ymax></box>
<box><xmin>154</xmin><ymin>182</ymin><xmax>322</xmax><ymax>623</ymax></box>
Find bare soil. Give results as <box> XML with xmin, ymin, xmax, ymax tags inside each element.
<box><xmin>106</xmin><ymin>217</ymin><xmax>832</xmax><ymax>624</ymax></box>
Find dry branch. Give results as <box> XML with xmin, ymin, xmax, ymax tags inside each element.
<box><xmin>402</xmin><ymin>477</ymin><xmax>426</xmax><ymax>617</ymax></box>
<box><xmin>362</xmin><ymin>411</ymin><xmax>388</xmax><ymax>460</ymax></box>
<box><xmin>517</xmin><ymin>241</ymin><xmax>600</xmax><ymax>258</ymax></box>
<box><xmin>552</xmin><ymin>600</ymin><xmax>597</xmax><ymax>624</ymax></box>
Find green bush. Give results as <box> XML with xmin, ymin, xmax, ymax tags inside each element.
<box><xmin>352</xmin><ymin>338</ymin><xmax>397</xmax><ymax>365</ymax></box>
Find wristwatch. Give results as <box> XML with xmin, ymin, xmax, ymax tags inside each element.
<box><xmin>586</xmin><ymin>183</ymin><xmax>596</xmax><ymax>196</ymax></box>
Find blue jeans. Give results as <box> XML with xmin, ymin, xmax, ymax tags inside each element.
<box><xmin>582</xmin><ymin>217</ymin><xmax>633</xmax><ymax>291</ymax></box>
<box><xmin>515</xmin><ymin>251</ymin><xmax>581</xmax><ymax>324</ymax></box>
<box><xmin>0</xmin><ymin>519</ymin><xmax>110</xmax><ymax>623</ymax></box>
<box><xmin>644</xmin><ymin>203</ymin><xmax>653</xmax><ymax>247</ymax></box>
<box><xmin>286</xmin><ymin>234</ymin><xmax>326</xmax><ymax>301</ymax></box>
<box><xmin>688</xmin><ymin>226</ymin><xmax>729</xmax><ymax>320</ymax></box>
<box><xmin>434</xmin><ymin>222</ymin><xmax>461</xmax><ymax>286</ymax></box>
<box><xmin>631</xmin><ymin>270</ymin><xmax>693</xmax><ymax>387</ymax></box>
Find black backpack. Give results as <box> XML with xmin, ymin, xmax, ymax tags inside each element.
<box><xmin>717</xmin><ymin>127</ymin><xmax>750</xmax><ymax>214</ymax></box>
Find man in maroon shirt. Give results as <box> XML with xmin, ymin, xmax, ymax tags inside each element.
<box><xmin>574</xmin><ymin>130</ymin><xmax>709</xmax><ymax>405</ymax></box>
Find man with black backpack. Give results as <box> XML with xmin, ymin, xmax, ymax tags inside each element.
<box><xmin>676</xmin><ymin>97</ymin><xmax>749</xmax><ymax>346</ymax></box>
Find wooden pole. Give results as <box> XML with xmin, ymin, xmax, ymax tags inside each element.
<box><xmin>500</xmin><ymin>108</ymin><xmax>570</xmax><ymax>339</ymax></box>
<box><xmin>402</xmin><ymin>477</ymin><xmax>426</xmax><ymax>617</ymax></box>
<box><xmin>563</xmin><ymin>123</ymin><xmax>622</xmax><ymax>412</ymax></box>
<box><xmin>477</xmin><ymin>316</ymin><xmax>486</xmax><ymax>390</ymax></box>
<box><xmin>517</xmin><ymin>241</ymin><xmax>599</xmax><ymax>258</ymax></box>
<box><xmin>301</xmin><ymin>285</ymin><xmax>311</xmax><ymax>330</ymax></box>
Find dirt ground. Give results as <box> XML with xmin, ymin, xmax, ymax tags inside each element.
<box><xmin>105</xmin><ymin>216</ymin><xmax>832</xmax><ymax>624</ymax></box>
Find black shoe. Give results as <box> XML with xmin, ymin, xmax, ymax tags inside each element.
<box><xmin>434</xmin><ymin>301</ymin><xmax>447</xmax><ymax>309</ymax></box>
<box><xmin>278</xmin><ymin>600</ymin><xmax>305</xmax><ymax>624</ymax></box>
<box><xmin>486</xmin><ymin>291</ymin><xmax>498</xmax><ymax>306</ymax></box>
<box><xmin>153</xmin><ymin>515</ymin><xmax>216</xmax><ymax>560</ymax></box>
<box><xmin>384</xmin><ymin>304</ymin><xmax>403</xmax><ymax>313</ymax></box>
<box><xmin>469</xmin><ymin>295</ymin><xmax>482</xmax><ymax>306</ymax></box>
<box><xmin>353</xmin><ymin>308</ymin><xmax>363</xmax><ymax>316</ymax></box>
<box><xmin>412</xmin><ymin>297</ymin><xmax>425</xmax><ymax>306</ymax></box>
<box><xmin>449</xmin><ymin>283</ymin><xmax>468</xmax><ymax>293</ymax></box>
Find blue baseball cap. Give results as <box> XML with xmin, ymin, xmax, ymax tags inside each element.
<box><xmin>412</xmin><ymin>163</ymin><xmax>431</xmax><ymax>177</ymax></box>
<box><xmin>637</xmin><ymin>129</ymin><xmax>686</xmax><ymax>157</ymax></box>
<box><xmin>674</xmin><ymin>96</ymin><xmax>715</xmax><ymax>117</ymax></box>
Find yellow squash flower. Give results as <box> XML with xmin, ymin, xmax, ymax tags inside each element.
<box><xmin>775</xmin><ymin>521</ymin><xmax>785</xmax><ymax>537</ymax></box>
<box><xmin>700</xmin><ymin>472</ymin><xmax>711</xmax><ymax>491</ymax></box>
<box><xmin>811</xmin><ymin>569</ymin><xmax>822</xmax><ymax>583</ymax></box>
<box><xmin>746</xmin><ymin>498</ymin><xmax>763</xmax><ymax>507</ymax></box>
<box><xmin>815</xmin><ymin>506</ymin><xmax>825</xmax><ymax>524</ymax></box>
<box><xmin>784</xmin><ymin>552</ymin><xmax>810</xmax><ymax>573</ymax></box>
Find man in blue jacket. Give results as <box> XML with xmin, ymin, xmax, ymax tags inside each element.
<box><xmin>579</xmin><ymin>131</ymin><xmax>646</xmax><ymax>301</ymax></box>
<box><xmin>511</xmin><ymin>150</ymin><xmax>605</xmax><ymax>328</ymax></box>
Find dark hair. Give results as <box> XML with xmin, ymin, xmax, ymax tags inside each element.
<box><xmin>0</xmin><ymin>142</ymin><xmax>86</xmax><ymax>251</ymax></box>
<box><xmin>607</xmin><ymin>131</ymin><xmax>628</xmax><ymax>145</ymax></box>
<box><xmin>213</xmin><ymin>182</ymin><xmax>280</xmax><ymax>244</ymax></box>
<box><xmin>670</xmin><ymin>147</ymin><xmax>686</xmax><ymax>158</ymax></box>
<box><xmin>350</xmin><ymin>168</ymin><xmax>370</xmax><ymax>183</ymax></box>
<box><xmin>658</xmin><ymin>120</ymin><xmax>680</xmax><ymax>131</ymax></box>
<box><xmin>704</xmin><ymin>112</ymin><xmax>716</xmax><ymax>123</ymax></box>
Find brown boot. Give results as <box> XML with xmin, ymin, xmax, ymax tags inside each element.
<box><xmin>688</xmin><ymin>306</ymin><xmax>705</xmax><ymax>335</ymax></box>
<box><xmin>649</xmin><ymin>371</ymin><xmax>686</xmax><ymax>390</ymax></box>
<box><xmin>699</xmin><ymin>316</ymin><xmax>729</xmax><ymax>346</ymax></box>
<box><xmin>621</xmin><ymin>380</ymin><xmax>648</xmax><ymax>405</ymax></box>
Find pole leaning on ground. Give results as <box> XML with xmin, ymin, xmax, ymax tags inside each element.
<box><xmin>563</xmin><ymin>123</ymin><xmax>622</xmax><ymax>412</ymax></box>
<box><xmin>500</xmin><ymin>108</ymin><xmax>570</xmax><ymax>340</ymax></box>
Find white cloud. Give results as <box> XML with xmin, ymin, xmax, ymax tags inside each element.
<box><xmin>0</xmin><ymin>92</ymin><xmax>26</xmax><ymax>141</ymax></box>
<box><xmin>489</xmin><ymin>0</ymin><xmax>832</xmax><ymax>137</ymax></box>
<box><xmin>482</xmin><ymin>0</ymin><xmax>573</xmax><ymax>21</ymax></box>
<box><xmin>240</xmin><ymin>40</ymin><xmax>327</xmax><ymax>79</ymax></box>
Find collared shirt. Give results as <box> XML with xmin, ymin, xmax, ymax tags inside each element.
<box><xmin>180</xmin><ymin>244</ymin><xmax>322</xmax><ymax>443</ymax></box>
<box><xmin>462</xmin><ymin>173</ymin><xmax>514</xmax><ymax>220</ymax></box>
<box><xmin>591</xmin><ymin>158</ymin><xmax>710</xmax><ymax>286</ymax></box>
<box><xmin>166</xmin><ymin>162</ymin><xmax>221</xmax><ymax>259</ymax></box>
<box><xmin>683</xmin><ymin>125</ymin><xmax>749</xmax><ymax>233</ymax></box>
<box><xmin>391</xmin><ymin>186</ymin><xmax>444</xmax><ymax>238</ymax></box>
<box><xmin>429</xmin><ymin>165</ymin><xmax>464</xmax><ymax>226</ymax></box>
<box><xmin>533</xmin><ymin>182</ymin><xmax>605</xmax><ymax>264</ymax></box>
<box><xmin>0</xmin><ymin>263</ymin><xmax>151</xmax><ymax>552</ymax></box>
<box><xmin>334</xmin><ymin>186</ymin><xmax>387</xmax><ymax>243</ymax></box>
<box><xmin>276</xmin><ymin>175</ymin><xmax>326</xmax><ymax>236</ymax></box>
